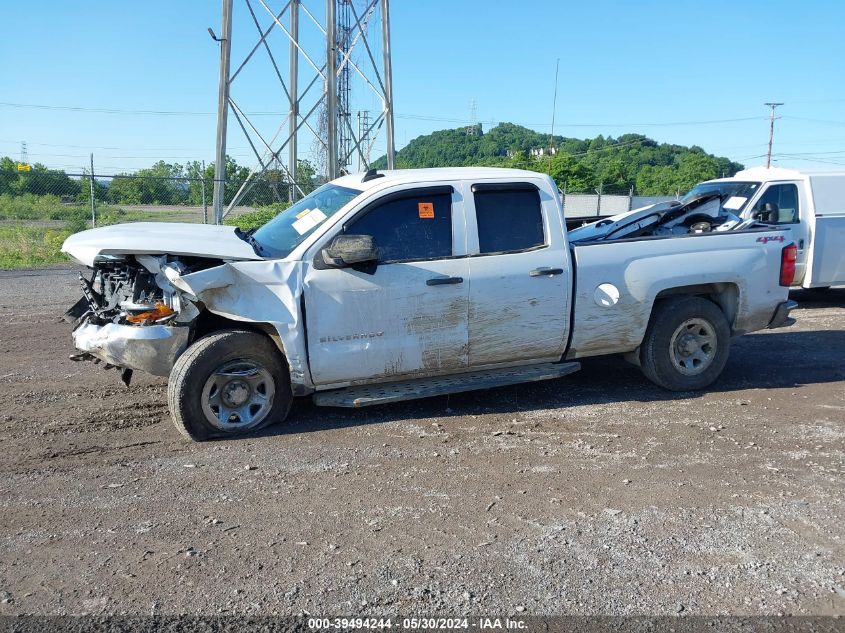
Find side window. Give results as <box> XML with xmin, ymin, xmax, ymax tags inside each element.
<box><xmin>473</xmin><ymin>187</ymin><xmax>545</xmax><ymax>254</ymax></box>
<box><xmin>752</xmin><ymin>184</ymin><xmax>800</xmax><ymax>224</ymax></box>
<box><xmin>344</xmin><ymin>191</ymin><xmax>452</xmax><ymax>263</ymax></box>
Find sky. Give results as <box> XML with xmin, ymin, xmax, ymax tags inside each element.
<box><xmin>2</xmin><ymin>0</ymin><xmax>845</xmax><ymax>175</ymax></box>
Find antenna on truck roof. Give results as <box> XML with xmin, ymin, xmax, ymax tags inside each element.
<box><xmin>362</xmin><ymin>169</ymin><xmax>385</xmax><ymax>183</ymax></box>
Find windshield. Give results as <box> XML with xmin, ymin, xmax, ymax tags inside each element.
<box><xmin>251</xmin><ymin>183</ymin><xmax>363</xmax><ymax>258</ymax></box>
<box><xmin>681</xmin><ymin>181</ymin><xmax>761</xmax><ymax>213</ymax></box>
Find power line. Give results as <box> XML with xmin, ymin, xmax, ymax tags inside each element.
<box><xmin>0</xmin><ymin>100</ymin><xmax>764</xmax><ymax>129</ymax></box>
<box><xmin>395</xmin><ymin>113</ymin><xmax>764</xmax><ymax>128</ymax></box>
<box><xmin>0</xmin><ymin>139</ymin><xmax>249</xmax><ymax>151</ymax></box>
<box><xmin>0</xmin><ymin>101</ymin><xmax>218</xmax><ymax>116</ymax></box>
<box><xmin>771</xmin><ymin>149</ymin><xmax>845</xmax><ymax>157</ymax></box>
<box><xmin>782</xmin><ymin>115</ymin><xmax>845</xmax><ymax>126</ymax></box>
<box><xmin>772</xmin><ymin>153</ymin><xmax>845</xmax><ymax>166</ymax></box>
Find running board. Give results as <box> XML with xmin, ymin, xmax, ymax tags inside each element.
<box><xmin>312</xmin><ymin>362</ymin><xmax>581</xmax><ymax>408</ymax></box>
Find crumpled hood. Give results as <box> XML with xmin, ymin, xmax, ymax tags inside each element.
<box><xmin>61</xmin><ymin>222</ymin><xmax>264</xmax><ymax>266</ymax></box>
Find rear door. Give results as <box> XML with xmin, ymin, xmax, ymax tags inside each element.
<box><xmin>805</xmin><ymin>174</ymin><xmax>845</xmax><ymax>287</ymax></box>
<box><xmin>302</xmin><ymin>185</ymin><xmax>470</xmax><ymax>386</ymax></box>
<box><xmin>463</xmin><ymin>181</ymin><xmax>572</xmax><ymax>366</ymax></box>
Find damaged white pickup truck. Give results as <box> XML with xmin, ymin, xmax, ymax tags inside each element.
<box><xmin>63</xmin><ymin>167</ymin><xmax>797</xmax><ymax>441</ymax></box>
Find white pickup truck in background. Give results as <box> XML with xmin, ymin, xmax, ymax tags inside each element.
<box><xmin>62</xmin><ymin>167</ymin><xmax>797</xmax><ymax>441</ymax></box>
<box><xmin>684</xmin><ymin>167</ymin><xmax>845</xmax><ymax>289</ymax></box>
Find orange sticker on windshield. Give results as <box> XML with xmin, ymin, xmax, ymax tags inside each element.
<box><xmin>418</xmin><ymin>202</ymin><xmax>434</xmax><ymax>219</ymax></box>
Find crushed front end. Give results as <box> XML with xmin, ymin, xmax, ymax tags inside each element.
<box><xmin>66</xmin><ymin>255</ymin><xmax>200</xmax><ymax>383</ymax></box>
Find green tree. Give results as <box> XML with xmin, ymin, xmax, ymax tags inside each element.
<box><xmin>109</xmin><ymin>161</ymin><xmax>186</xmax><ymax>205</ymax></box>
<box><xmin>372</xmin><ymin>123</ymin><xmax>744</xmax><ymax>196</ymax></box>
<box><xmin>549</xmin><ymin>152</ymin><xmax>595</xmax><ymax>193</ymax></box>
<box><xmin>77</xmin><ymin>170</ymin><xmax>108</xmax><ymax>204</ymax></box>
<box><xmin>0</xmin><ymin>158</ymin><xmax>82</xmax><ymax>199</ymax></box>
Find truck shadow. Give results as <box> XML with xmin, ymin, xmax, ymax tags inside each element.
<box><xmin>256</xmin><ymin>328</ymin><xmax>845</xmax><ymax>438</ymax></box>
<box><xmin>790</xmin><ymin>287</ymin><xmax>845</xmax><ymax>309</ymax></box>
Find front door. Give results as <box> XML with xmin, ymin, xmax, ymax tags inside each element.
<box><xmin>744</xmin><ymin>182</ymin><xmax>809</xmax><ymax>284</ymax></box>
<box><xmin>464</xmin><ymin>182</ymin><xmax>572</xmax><ymax>366</ymax></box>
<box><xmin>303</xmin><ymin>186</ymin><xmax>469</xmax><ymax>386</ymax></box>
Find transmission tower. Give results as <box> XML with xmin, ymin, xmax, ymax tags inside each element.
<box><xmin>357</xmin><ymin>110</ymin><xmax>372</xmax><ymax>171</ymax></box>
<box><xmin>466</xmin><ymin>98</ymin><xmax>478</xmax><ymax>135</ymax></box>
<box><xmin>337</xmin><ymin>0</ymin><xmax>353</xmax><ymax>173</ymax></box>
<box><xmin>210</xmin><ymin>0</ymin><xmax>395</xmax><ymax>222</ymax></box>
<box><xmin>20</xmin><ymin>141</ymin><xmax>28</xmax><ymax>165</ymax></box>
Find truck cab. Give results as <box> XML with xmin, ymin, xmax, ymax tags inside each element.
<box><xmin>687</xmin><ymin>167</ymin><xmax>845</xmax><ymax>288</ymax></box>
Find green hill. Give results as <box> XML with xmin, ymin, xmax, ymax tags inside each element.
<box><xmin>372</xmin><ymin>123</ymin><xmax>743</xmax><ymax>195</ymax></box>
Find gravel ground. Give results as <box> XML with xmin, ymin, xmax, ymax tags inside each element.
<box><xmin>0</xmin><ymin>267</ymin><xmax>842</xmax><ymax>617</ymax></box>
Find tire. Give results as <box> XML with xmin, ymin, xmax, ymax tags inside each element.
<box><xmin>639</xmin><ymin>296</ymin><xmax>730</xmax><ymax>392</ymax></box>
<box><xmin>167</xmin><ymin>329</ymin><xmax>292</xmax><ymax>441</ymax></box>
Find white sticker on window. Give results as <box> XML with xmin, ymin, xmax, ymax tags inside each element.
<box><xmin>291</xmin><ymin>207</ymin><xmax>328</xmax><ymax>235</ymax></box>
<box><xmin>723</xmin><ymin>196</ymin><xmax>747</xmax><ymax>210</ymax></box>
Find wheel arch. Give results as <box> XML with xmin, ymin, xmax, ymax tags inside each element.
<box><xmin>623</xmin><ymin>282</ymin><xmax>739</xmax><ymax>366</ymax></box>
<box><xmin>652</xmin><ymin>282</ymin><xmax>740</xmax><ymax>332</ymax></box>
<box><xmin>192</xmin><ymin>310</ymin><xmax>282</xmax><ymax>348</ymax></box>
<box><xmin>637</xmin><ymin>294</ymin><xmax>732</xmax><ymax>391</ymax></box>
<box><xmin>188</xmin><ymin>309</ymin><xmax>311</xmax><ymax>395</ymax></box>
<box><xmin>167</xmin><ymin>328</ymin><xmax>293</xmax><ymax>440</ymax></box>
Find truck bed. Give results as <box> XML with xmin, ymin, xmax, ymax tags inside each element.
<box><xmin>567</xmin><ymin>228</ymin><xmax>792</xmax><ymax>359</ymax></box>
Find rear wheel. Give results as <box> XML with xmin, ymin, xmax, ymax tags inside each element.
<box><xmin>639</xmin><ymin>296</ymin><xmax>730</xmax><ymax>391</ymax></box>
<box><xmin>168</xmin><ymin>329</ymin><xmax>292</xmax><ymax>441</ymax></box>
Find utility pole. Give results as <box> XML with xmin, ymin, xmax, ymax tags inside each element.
<box><xmin>547</xmin><ymin>58</ymin><xmax>559</xmax><ymax>175</ymax></box>
<box><xmin>381</xmin><ymin>0</ymin><xmax>395</xmax><ymax>169</ymax></box>
<box><xmin>326</xmin><ymin>0</ymin><xmax>338</xmax><ymax>180</ymax></box>
<box><xmin>765</xmin><ymin>102</ymin><xmax>783</xmax><ymax>169</ymax></box>
<box><xmin>288</xmin><ymin>0</ymin><xmax>299</xmax><ymax>202</ymax></box>
<box><xmin>212</xmin><ymin>0</ymin><xmax>233</xmax><ymax>224</ymax></box>
<box><xmin>201</xmin><ymin>160</ymin><xmax>208</xmax><ymax>224</ymax></box>
<box><xmin>89</xmin><ymin>154</ymin><xmax>96</xmax><ymax>228</ymax></box>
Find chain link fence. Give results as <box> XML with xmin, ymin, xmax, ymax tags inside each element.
<box><xmin>2</xmin><ymin>163</ymin><xmax>680</xmax><ymax>226</ymax></box>
<box><xmin>0</xmin><ymin>161</ymin><xmax>679</xmax><ymax>267</ymax></box>
<box><xmin>0</xmin><ymin>163</ymin><xmax>320</xmax><ymax>267</ymax></box>
<box><xmin>562</xmin><ymin>193</ymin><xmax>679</xmax><ymax>218</ymax></box>
<box><xmin>0</xmin><ymin>168</ymin><xmax>317</xmax><ymax>224</ymax></box>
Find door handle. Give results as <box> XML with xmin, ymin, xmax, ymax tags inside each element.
<box><xmin>798</xmin><ymin>239</ymin><xmax>805</xmax><ymax>250</ymax></box>
<box><xmin>529</xmin><ymin>267</ymin><xmax>564</xmax><ymax>277</ymax></box>
<box><xmin>426</xmin><ymin>276</ymin><xmax>464</xmax><ymax>286</ymax></box>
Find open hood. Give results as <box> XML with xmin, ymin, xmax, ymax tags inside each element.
<box><xmin>62</xmin><ymin>222</ymin><xmax>265</xmax><ymax>267</ymax></box>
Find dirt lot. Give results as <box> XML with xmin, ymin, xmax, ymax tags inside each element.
<box><xmin>0</xmin><ymin>267</ymin><xmax>843</xmax><ymax>617</ymax></box>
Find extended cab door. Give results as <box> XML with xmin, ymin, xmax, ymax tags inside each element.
<box><xmin>302</xmin><ymin>185</ymin><xmax>469</xmax><ymax>387</ymax></box>
<box><xmin>463</xmin><ymin>181</ymin><xmax>572</xmax><ymax>366</ymax></box>
<box><xmin>743</xmin><ymin>181</ymin><xmax>809</xmax><ymax>284</ymax></box>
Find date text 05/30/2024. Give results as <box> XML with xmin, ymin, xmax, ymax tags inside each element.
<box><xmin>307</xmin><ymin>617</ymin><xmax>528</xmax><ymax>630</ymax></box>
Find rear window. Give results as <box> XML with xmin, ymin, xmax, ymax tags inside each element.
<box><xmin>473</xmin><ymin>187</ymin><xmax>545</xmax><ymax>254</ymax></box>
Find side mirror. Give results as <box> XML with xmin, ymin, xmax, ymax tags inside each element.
<box><xmin>321</xmin><ymin>234</ymin><xmax>378</xmax><ymax>267</ymax></box>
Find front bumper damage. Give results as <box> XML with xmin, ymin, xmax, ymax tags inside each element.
<box><xmin>72</xmin><ymin>321</ymin><xmax>190</xmax><ymax>377</ymax></box>
<box><xmin>66</xmin><ymin>256</ymin><xmax>200</xmax><ymax>383</ymax></box>
<box><xmin>66</xmin><ymin>254</ymin><xmax>306</xmax><ymax>389</ymax></box>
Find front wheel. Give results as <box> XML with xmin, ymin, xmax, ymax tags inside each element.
<box><xmin>167</xmin><ymin>330</ymin><xmax>292</xmax><ymax>441</ymax></box>
<box><xmin>639</xmin><ymin>296</ymin><xmax>731</xmax><ymax>391</ymax></box>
